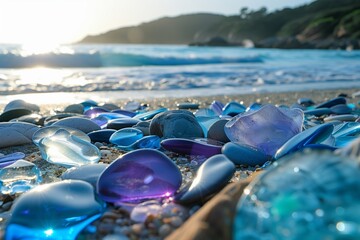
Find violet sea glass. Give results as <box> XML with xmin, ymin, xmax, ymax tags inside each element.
<box><xmin>38</xmin><ymin>129</ymin><xmax>101</xmax><ymax>167</ymax></box>
<box><xmin>210</xmin><ymin>100</ymin><xmax>224</xmax><ymax>116</ymax></box>
<box><xmin>6</xmin><ymin>180</ymin><xmax>106</xmax><ymax>240</ymax></box>
<box><xmin>0</xmin><ymin>152</ymin><xmax>25</xmax><ymax>168</ymax></box>
<box><xmin>84</xmin><ymin>107</ymin><xmax>109</xmax><ymax>118</ymax></box>
<box><xmin>161</xmin><ymin>138</ymin><xmax>223</xmax><ymax>157</ymax></box>
<box><xmin>225</xmin><ymin>104</ymin><xmax>304</xmax><ymax>156</ymax></box>
<box><xmin>97</xmin><ymin>149</ymin><xmax>182</xmax><ymax>203</ymax></box>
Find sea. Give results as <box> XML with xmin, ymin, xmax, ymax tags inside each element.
<box><xmin>0</xmin><ymin>44</ymin><xmax>359</xmax><ymax>104</ymax></box>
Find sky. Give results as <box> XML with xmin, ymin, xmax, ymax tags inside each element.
<box><xmin>0</xmin><ymin>0</ymin><xmax>314</xmax><ymax>46</ymax></box>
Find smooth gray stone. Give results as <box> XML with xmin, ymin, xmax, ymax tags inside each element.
<box><xmin>329</xmin><ymin>104</ymin><xmax>352</xmax><ymax>115</ymax></box>
<box><xmin>99</xmin><ymin>103</ymin><xmax>119</xmax><ymax>111</ymax></box>
<box><xmin>134</xmin><ymin>121</ymin><xmax>151</xmax><ymax>136</ymax></box>
<box><xmin>10</xmin><ymin>114</ymin><xmax>44</xmax><ymax>126</ymax></box>
<box><xmin>4</xmin><ymin>99</ymin><xmax>40</xmax><ymax>112</ymax></box>
<box><xmin>304</xmin><ymin>108</ymin><xmax>332</xmax><ymax>116</ymax></box>
<box><xmin>297</xmin><ymin>97</ymin><xmax>314</xmax><ymax>107</ymax></box>
<box><xmin>222</xmin><ymin>142</ymin><xmax>269</xmax><ymax>166</ymax></box>
<box><xmin>177</xmin><ymin>103</ymin><xmax>199</xmax><ymax>110</ymax></box>
<box><xmin>64</xmin><ymin>104</ymin><xmax>84</xmax><ymax>114</ymax></box>
<box><xmin>106</xmin><ymin>118</ymin><xmax>140</xmax><ymax>130</ymax></box>
<box><xmin>0</xmin><ymin>122</ymin><xmax>40</xmax><ymax>148</ymax></box>
<box><xmin>61</xmin><ymin>164</ymin><xmax>108</xmax><ymax>187</ymax></box>
<box><xmin>44</xmin><ymin>113</ymin><xmax>82</xmax><ymax>126</ymax></box>
<box><xmin>0</xmin><ymin>109</ymin><xmax>32</xmax><ymax>122</ymax></box>
<box><xmin>324</xmin><ymin>114</ymin><xmax>358</xmax><ymax>122</ymax></box>
<box><xmin>175</xmin><ymin>154</ymin><xmax>235</xmax><ymax>204</ymax></box>
<box><xmin>52</xmin><ymin>117</ymin><xmax>101</xmax><ymax>133</ymax></box>
<box><xmin>150</xmin><ymin>110</ymin><xmax>204</xmax><ymax>139</ymax></box>
<box><xmin>315</xmin><ymin>97</ymin><xmax>346</xmax><ymax>109</ymax></box>
<box><xmin>207</xmin><ymin>119</ymin><xmax>230</xmax><ymax>143</ymax></box>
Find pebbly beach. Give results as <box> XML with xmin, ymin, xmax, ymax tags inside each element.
<box><xmin>0</xmin><ymin>87</ymin><xmax>359</xmax><ymax>239</ymax></box>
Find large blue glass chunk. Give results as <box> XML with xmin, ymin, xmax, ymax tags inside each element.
<box><xmin>234</xmin><ymin>151</ymin><xmax>360</xmax><ymax>240</ymax></box>
<box><xmin>6</xmin><ymin>180</ymin><xmax>106</xmax><ymax>240</ymax></box>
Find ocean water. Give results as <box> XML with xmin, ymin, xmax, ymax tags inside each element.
<box><xmin>0</xmin><ymin>44</ymin><xmax>359</xmax><ymax>104</ymax></box>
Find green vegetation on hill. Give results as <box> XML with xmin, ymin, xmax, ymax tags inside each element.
<box><xmin>79</xmin><ymin>0</ymin><xmax>360</xmax><ymax>49</ymax></box>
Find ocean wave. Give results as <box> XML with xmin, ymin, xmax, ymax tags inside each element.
<box><xmin>0</xmin><ymin>52</ymin><xmax>263</xmax><ymax>68</ymax></box>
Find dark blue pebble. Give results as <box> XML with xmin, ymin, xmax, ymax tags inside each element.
<box><xmin>222</xmin><ymin>142</ymin><xmax>269</xmax><ymax>166</ymax></box>
<box><xmin>315</xmin><ymin>97</ymin><xmax>346</xmax><ymax>109</ymax></box>
<box><xmin>87</xmin><ymin>129</ymin><xmax>117</xmax><ymax>143</ymax></box>
<box><xmin>106</xmin><ymin>118</ymin><xmax>140</xmax><ymax>130</ymax></box>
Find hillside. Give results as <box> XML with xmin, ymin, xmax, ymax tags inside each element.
<box><xmin>80</xmin><ymin>13</ymin><xmax>225</xmax><ymax>44</ymax></box>
<box><xmin>79</xmin><ymin>0</ymin><xmax>360</xmax><ymax>49</ymax></box>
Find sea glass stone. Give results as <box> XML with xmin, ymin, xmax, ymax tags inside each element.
<box><xmin>117</xmin><ymin>135</ymin><xmax>161</xmax><ymax>151</ymax></box>
<box><xmin>32</xmin><ymin>126</ymin><xmax>91</xmax><ymax>146</ymax></box>
<box><xmin>315</xmin><ymin>97</ymin><xmax>346</xmax><ymax>109</ymax></box>
<box><xmin>161</xmin><ymin>138</ymin><xmax>222</xmax><ymax>157</ymax></box>
<box><xmin>97</xmin><ymin>149</ymin><xmax>182</xmax><ymax>203</ymax></box>
<box><xmin>0</xmin><ymin>160</ymin><xmax>42</xmax><ymax>194</ymax></box>
<box><xmin>6</xmin><ymin>180</ymin><xmax>106</xmax><ymax>240</ymax></box>
<box><xmin>209</xmin><ymin>101</ymin><xmax>224</xmax><ymax>116</ymax></box>
<box><xmin>84</xmin><ymin>107</ymin><xmax>109</xmax><ymax>118</ymax></box>
<box><xmin>233</xmin><ymin>151</ymin><xmax>360</xmax><ymax>240</ymax></box>
<box><xmin>225</xmin><ymin>104</ymin><xmax>303</xmax><ymax>156</ymax></box>
<box><xmin>275</xmin><ymin>123</ymin><xmax>334</xmax><ymax>159</ymax></box>
<box><xmin>196</xmin><ymin>116</ymin><xmax>220</xmax><ymax>137</ymax></box>
<box><xmin>109</xmin><ymin>128</ymin><xmax>143</xmax><ymax>146</ymax></box>
<box><xmin>222</xmin><ymin>142</ymin><xmax>269</xmax><ymax>166</ymax></box>
<box><xmin>38</xmin><ymin>129</ymin><xmax>101</xmax><ymax>167</ymax></box>
<box><xmin>133</xmin><ymin>108</ymin><xmax>167</xmax><ymax>121</ymax></box>
<box><xmin>106</xmin><ymin>118</ymin><xmax>140</xmax><ymax>130</ymax></box>
<box><xmin>175</xmin><ymin>154</ymin><xmax>235</xmax><ymax>204</ymax></box>
<box><xmin>111</xmin><ymin>109</ymin><xmax>137</xmax><ymax>118</ymax></box>
<box><xmin>222</xmin><ymin>101</ymin><xmax>246</xmax><ymax>117</ymax></box>
<box><xmin>0</xmin><ymin>152</ymin><xmax>25</xmax><ymax>168</ymax></box>
<box><xmin>130</xmin><ymin>200</ymin><xmax>162</xmax><ymax>223</ymax></box>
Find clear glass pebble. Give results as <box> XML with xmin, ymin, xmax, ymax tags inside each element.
<box><xmin>38</xmin><ymin>129</ymin><xmax>101</xmax><ymax>167</ymax></box>
<box><xmin>0</xmin><ymin>160</ymin><xmax>42</xmax><ymax>194</ymax></box>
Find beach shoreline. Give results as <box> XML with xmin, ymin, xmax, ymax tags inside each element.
<box><xmin>1</xmin><ymin>88</ymin><xmax>359</xmax><ymax>113</ymax></box>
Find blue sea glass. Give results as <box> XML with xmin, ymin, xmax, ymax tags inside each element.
<box><xmin>225</xmin><ymin>104</ymin><xmax>304</xmax><ymax>156</ymax></box>
<box><xmin>222</xmin><ymin>101</ymin><xmax>246</xmax><ymax>117</ymax></box>
<box><xmin>97</xmin><ymin>149</ymin><xmax>182</xmax><ymax>203</ymax></box>
<box><xmin>275</xmin><ymin>123</ymin><xmax>334</xmax><ymax>159</ymax></box>
<box><xmin>133</xmin><ymin>108</ymin><xmax>167</xmax><ymax>121</ymax></box>
<box><xmin>32</xmin><ymin>126</ymin><xmax>91</xmax><ymax>146</ymax></box>
<box><xmin>246</xmin><ymin>102</ymin><xmax>262</xmax><ymax>112</ymax></box>
<box><xmin>109</xmin><ymin>128</ymin><xmax>143</xmax><ymax>146</ymax></box>
<box><xmin>332</xmin><ymin>122</ymin><xmax>360</xmax><ymax>147</ymax></box>
<box><xmin>233</xmin><ymin>151</ymin><xmax>360</xmax><ymax>239</ymax></box>
<box><xmin>175</xmin><ymin>154</ymin><xmax>235</xmax><ymax>204</ymax></box>
<box><xmin>111</xmin><ymin>109</ymin><xmax>137</xmax><ymax>118</ymax></box>
<box><xmin>117</xmin><ymin>135</ymin><xmax>161</xmax><ymax>151</ymax></box>
<box><xmin>6</xmin><ymin>180</ymin><xmax>106</xmax><ymax>240</ymax></box>
<box><xmin>38</xmin><ymin>129</ymin><xmax>101</xmax><ymax>167</ymax></box>
<box><xmin>0</xmin><ymin>160</ymin><xmax>42</xmax><ymax>194</ymax></box>
<box><xmin>194</xmin><ymin>108</ymin><xmax>217</xmax><ymax>117</ymax></box>
<box><xmin>161</xmin><ymin>138</ymin><xmax>223</xmax><ymax>157</ymax></box>
<box><xmin>0</xmin><ymin>152</ymin><xmax>25</xmax><ymax>168</ymax></box>
<box><xmin>90</xmin><ymin>115</ymin><xmax>109</xmax><ymax>128</ymax></box>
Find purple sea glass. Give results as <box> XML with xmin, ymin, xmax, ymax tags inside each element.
<box><xmin>225</xmin><ymin>104</ymin><xmax>303</xmax><ymax>156</ymax></box>
<box><xmin>210</xmin><ymin>101</ymin><xmax>224</xmax><ymax>116</ymax></box>
<box><xmin>161</xmin><ymin>138</ymin><xmax>223</xmax><ymax>157</ymax></box>
<box><xmin>0</xmin><ymin>152</ymin><xmax>25</xmax><ymax>168</ymax></box>
<box><xmin>97</xmin><ymin>149</ymin><xmax>182</xmax><ymax>203</ymax></box>
<box><xmin>84</xmin><ymin>107</ymin><xmax>109</xmax><ymax>118</ymax></box>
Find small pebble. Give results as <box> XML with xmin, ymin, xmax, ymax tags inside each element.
<box><xmin>158</xmin><ymin>224</ymin><xmax>172</xmax><ymax>237</ymax></box>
